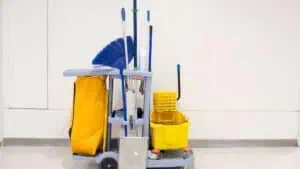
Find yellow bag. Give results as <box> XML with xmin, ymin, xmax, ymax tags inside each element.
<box><xmin>70</xmin><ymin>76</ymin><xmax>108</xmax><ymax>155</ymax></box>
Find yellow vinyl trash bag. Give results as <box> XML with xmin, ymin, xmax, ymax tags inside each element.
<box><xmin>70</xmin><ymin>76</ymin><xmax>108</xmax><ymax>155</ymax></box>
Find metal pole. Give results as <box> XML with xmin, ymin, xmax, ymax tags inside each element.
<box><xmin>143</xmin><ymin>77</ymin><xmax>152</xmax><ymax>137</ymax></box>
<box><xmin>106</xmin><ymin>77</ymin><xmax>114</xmax><ymax>150</ymax></box>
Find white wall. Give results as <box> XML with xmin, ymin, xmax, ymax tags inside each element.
<box><xmin>0</xmin><ymin>72</ymin><xmax>2</xmax><ymax>142</ymax></box>
<box><xmin>4</xmin><ymin>109</ymin><xmax>69</xmax><ymax>138</ymax></box>
<box><xmin>155</xmin><ymin>0</ymin><xmax>300</xmax><ymax>111</ymax></box>
<box><xmin>150</xmin><ymin>0</ymin><xmax>300</xmax><ymax>139</ymax></box>
<box><xmin>0</xmin><ymin>0</ymin><xmax>4</xmax><ymax>142</ymax></box>
<box><xmin>3</xmin><ymin>0</ymin><xmax>48</xmax><ymax>108</ymax></box>
<box><xmin>2</xmin><ymin>0</ymin><xmax>300</xmax><ymax>140</ymax></box>
<box><xmin>48</xmin><ymin>0</ymin><xmax>127</xmax><ymax>110</ymax></box>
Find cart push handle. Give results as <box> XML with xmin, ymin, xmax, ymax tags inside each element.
<box><xmin>177</xmin><ymin>64</ymin><xmax>181</xmax><ymax>101</ymax></box>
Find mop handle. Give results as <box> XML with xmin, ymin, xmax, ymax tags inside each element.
<box><xmin>121</xmin><ymin>8</ymin><xmax>126</xmax><ymax>21</ymax></box>
<box><xmin>121</xmin><ymin>8</ymin><xmax>129</xmax><ymax>69</ymax></box>
<box><xmin>147</xmin><ymin>10</ymin><xmax>150</xmax><ymax>22</ymax></box>
<box><xmin>120</xmin><ymin>70</ymin><xmax>128</xmax><ymax>136</ymax></box>
<box><xmin>133</xmin><ymin>0</ymin><xmax>138</xmax><ymax>68</ymax></box>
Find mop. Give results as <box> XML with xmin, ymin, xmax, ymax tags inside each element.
<box><xmin>118</xmin><ymin>4</ymin><xmax>148</xmax><ymax>169</ymax></box>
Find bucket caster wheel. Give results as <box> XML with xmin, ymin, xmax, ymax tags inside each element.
<box><xmin>183</xmin><ymin>147</ymin><xmax>192</xmax><ymax>159</ymax></box>
<box><xmin>149</xmin><ymin>149</ymin><xmax>161</xmax><ymax>160</ymax></box>
<box><xmin>99</xmin><ymin>157</ymin><xmax>118</xmax><ymax>169</ymax></box>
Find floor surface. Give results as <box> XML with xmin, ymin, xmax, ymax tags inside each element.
<box><xmin>1</xmin><ymin>146</ymin><xmax>300</xmax><ymax>169</ymax></box>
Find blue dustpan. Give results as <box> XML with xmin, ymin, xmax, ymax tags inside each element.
<box><xmin>92</xmin><ymin>36</ymin><xmax>134</xmax><ymax>70</ymax></box>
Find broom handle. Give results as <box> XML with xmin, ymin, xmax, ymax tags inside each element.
<box><xmin>121</xmin><ymin>8</ymin><xmax>129</xmax><ymax>136</ymax></box>
<box><xmin>121</xmin><ymin>8</ymin><xmax>129</xmax><ymax>69</ymax></box>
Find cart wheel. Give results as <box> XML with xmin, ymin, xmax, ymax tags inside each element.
<box><xmin>183</xmin><ymin>150</ymin><xmax>193</xmax><ymax>159</ymax></box>
<box><xmin>99</xmin><ymin>157</ymin><xmax>118</xmax><ymax>169</ymax></box>
<box><xmin>183</xmin><ymin>147</ymin><xmax>193</xmax><ymax>159</ymax></box>
<box><xmin>148</xmin><ymin>152</ymin><xmax>159</xmax><ymax>160</ymax></box>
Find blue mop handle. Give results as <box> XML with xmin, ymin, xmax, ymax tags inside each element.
<box><xmin>120</xmin><ymin>70</ymin><xmax>128</xmax><ymax>136</ymax></box>
<box><xmin>121</xmin><ymin>8</ymin><xmax>129</xmax><ymax>69</ymax></box>
<box><xmin>121</xmin><ymin>8</ymin><xmax>126</xmax><ymax>22</ymax></box>
<box><xmin>148</xmin><ymin>25</ymin><xmax>153</xmax><ymax>72</ymax></box>
<box><xmin>147</xmin><ymin>10</ymin><xmax>150</xmax><ymax>22</ymax></box>
<box><xmin>133</xmin><ymin>0</ymin><xmax>138</xmax><ymax>68</ymax></box>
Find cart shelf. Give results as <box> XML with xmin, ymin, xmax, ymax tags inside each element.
<box><xmin>63</xmin><ymin>68</ymin><xmax>152</xmax><ymax>78</ymax></box>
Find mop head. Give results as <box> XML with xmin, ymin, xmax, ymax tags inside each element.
<box><xmin>92</xmin><ymin>36</ymin><xmax>134</xmax><ymax>70</ymax></box>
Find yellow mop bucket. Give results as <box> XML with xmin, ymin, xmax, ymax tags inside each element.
<box><xmin>150</xmin><ymin>112</ymin><xmax>190</xmax><ymax>150</ymax></box>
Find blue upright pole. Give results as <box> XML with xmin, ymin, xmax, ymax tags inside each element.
<box><xmin>121</xmin><ymin>8</ymin><xmax>128</xmax><ymax>136</ymax></box>
<box><xmin>133</xmin><ymin>0</ymin><xmax>138</xmax><ymax>68</ymax></box>
<box><xmin>147</xmin><ymin>10</ymin><xmax>150</xmax><ymax>23</ymax></box>
<box><xmin>120</xmin><ymin>70</ymin><xmax>128</xmax><ymax>136</ymax></box>
<box><xmin>148</xmin><ymin>25</ymin><xmax>153</xmax><ymax>72</ymax></box>
<box><xmin>147</xmin><ymin>10</ymin><xmax>153</xmax><ymax>72</ymax></box>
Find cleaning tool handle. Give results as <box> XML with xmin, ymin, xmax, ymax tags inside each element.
<box><xmin>147</xmin><ymin>10</ymin><xmax>150</xmax><ymax>22</ymax></box>
<box><xmin>177</xmin><ymin>64</ymin><xmax>181</xmax><ymax>101</ymax></box>
<box><xmin>148</xmin><ymin>25</ymin><xmax>153</xmax><ymax>72</ymax></box>
<box><xmin>121</xmin><ymin>8</ymin><xmax>126</xmax><ymax>22</ymax></box>
<box><xmin>120</xmin><ymin>70</ymin><xmax>128</xmax><ymax>136</ymax></box>
<box><xmin>133</xmin><ymin>0</ymin><xmax>138</xmax><ymax>68</ymax></box>
<box><xmin>121</xmin><ymin>8</ymin><xmax>129</xmax><ymax>69</ymax></box>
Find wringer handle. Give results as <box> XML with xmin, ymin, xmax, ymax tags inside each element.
<box><xmin>177</xmin><ymin>64</ymin><xmax>181</xmax><ymax>101</ymax></box>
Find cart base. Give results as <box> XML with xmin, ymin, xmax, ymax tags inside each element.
<box><xmin>72</xmin><ymin>150</ymin><xmax>194</xmax><ymax>169</ymax></box>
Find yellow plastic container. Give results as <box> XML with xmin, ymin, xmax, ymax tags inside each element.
<box><xmin>152</xmin><ymin>111</ymin><xmax>177</xmax><ymax>124</ymax></box>
<box><xmin>153</xmin><ymin>91</ymin><xmax>177</xmax><ymax>113</ymax></box>
<box><xmin>151</xmin><ymin>111</ymin><xmax>187</xmax><ymax>125</ymax></box>
<box><xmin>151</xmin><ymin>112</ymin><xmax>190</xmax><ymax>150</ymax></box>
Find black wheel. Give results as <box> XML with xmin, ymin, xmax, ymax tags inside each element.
<box><xmin>100</xmin><ymin>157</ymin><xmax>118</xmax><ymax>169</ymax></box>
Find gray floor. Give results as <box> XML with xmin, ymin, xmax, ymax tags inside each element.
<box><xmin>1</xmin><ymin>146</ymin><xmax>300</xmax><ymax>169</ymax></box>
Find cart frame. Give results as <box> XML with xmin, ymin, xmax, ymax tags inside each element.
<box><xmin>63</xmin><ymin>68</ymin><xmax>194</xmax><ymax>169</ymax></box>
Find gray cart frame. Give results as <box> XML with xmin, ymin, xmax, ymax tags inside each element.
<box><xmin>63</xmin><ymin>68</ymin><xmax>194</xmax><ymax>169</ymax></box>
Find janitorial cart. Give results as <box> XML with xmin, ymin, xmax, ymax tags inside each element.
<box><xmin>63</xmin><ymin>1</ymin><xmax>195</xmax><ymax>168</ymax></box>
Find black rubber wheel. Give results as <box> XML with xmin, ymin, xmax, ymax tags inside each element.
<box><xmin>100</xmin><ymin>157</ymin><xmax>118</xmax><ymax>169</ymax></box>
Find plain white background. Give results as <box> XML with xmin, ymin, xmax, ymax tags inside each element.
<box><xmin>0</xmin><ymin>0</ymin><xmax>4</xmax><ymax>142</ymax></box>
<box><xmin>1</xmin><ymin>0</ymin><xmax>300</xmax><ymax>140</ymax></box>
